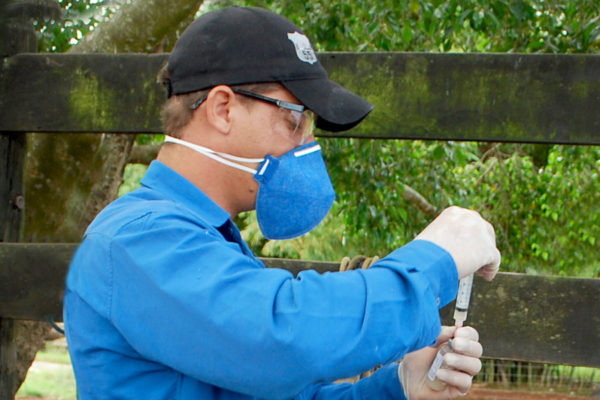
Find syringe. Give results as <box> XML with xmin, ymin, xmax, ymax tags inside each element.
<box><xmin>453</xmin><ymin>274</ymin><xmax>474</xmax><ymax>327</ymax></box>
<box><xmin>427</xmin><ymin>274</ymin><xmax>474</xmax><ymax>390</ymax></box>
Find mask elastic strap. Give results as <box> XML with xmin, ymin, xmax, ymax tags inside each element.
<box><xmin>164</xmin><ymin>136</ymin><xmax>262</xmax><ymax>174</ymax></box>
<box><xmin>294</xmin><ymin>143</ymin><xmax>321</xmax><ymax>157</ymax></box>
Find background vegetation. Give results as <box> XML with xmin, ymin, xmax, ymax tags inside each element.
<box><xmin>35</xmin><ymin>0</ymin><xmax>600</xmax><ymax>277</ymax></box>
<box><xmin>16</xmin><ymin>341</ymin><xmax>76</xmax><ymax>400</ymax></box>
<box><xmin>223</xmin><ymin>0</ymin><xmax>600</xmax><ymax>278</ymax></box>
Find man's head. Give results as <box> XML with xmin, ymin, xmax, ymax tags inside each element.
<box><xmin>157</xmin><ymin>6</ymin><xmax>370</xmax><ymax>227</ymax></box>
<box><xmin>160</xmin><ymin>6</ymin><xmax>373</xmax><ymax>135</ymax></box>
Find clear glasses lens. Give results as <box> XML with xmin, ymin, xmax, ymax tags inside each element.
<box><xmin>277</xmin><ymin>108</ymin><xmax>315</xmax><ymax>145</ymax></box>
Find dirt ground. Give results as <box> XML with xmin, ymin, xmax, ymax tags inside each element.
<box><xmin>466</xmin><ymin>386</ymin><xmax>597</xmax><ymax>400</ymax></box>
<box><xmin>17</xmin><ymin>389</ymin><xmax>598</xmax><ymax>400</ymax></box>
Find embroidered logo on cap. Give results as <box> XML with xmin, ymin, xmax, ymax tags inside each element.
<box><xmin>287</xmin><ymin>32</ymin><xmax>317</xmax><ymax>64</ymax></box>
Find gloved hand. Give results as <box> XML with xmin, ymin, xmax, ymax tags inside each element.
<box><xmin>415</xmin><ymin>206</ymin><xmax>501</xmax><ymax>280</ymax></box>
<box><xmin>397</xmin><ymin>326</ymin><xmax>483</xmax><ymax>400</ymax></box>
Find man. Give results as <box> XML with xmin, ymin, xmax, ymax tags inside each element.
<box><xmin>64</xmin><ymin>6</ymin><xmax>501</xmax><ymax>400</ymax></box>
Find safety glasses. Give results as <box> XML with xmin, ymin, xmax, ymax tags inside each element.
<box><xmin>190</xmin><ymin>87</ymin><xmax>315</xmax><ymax>146</ymax></box>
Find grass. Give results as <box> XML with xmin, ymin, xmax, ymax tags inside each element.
<box><xmin>16</xmin><ymin>340</ymin><xmax>77</xmax><ymax>400</ymax></box>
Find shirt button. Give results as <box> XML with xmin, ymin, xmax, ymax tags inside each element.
<box><xmin>435</xmin><ymin>297</ymin><xmax>441</xmax><ymax>306</ymax></box>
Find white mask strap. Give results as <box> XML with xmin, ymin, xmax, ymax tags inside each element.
<box><xmin>164</xmin><ymin>136</ymin><xmax>263</xmax><ymax>175</ymax></box>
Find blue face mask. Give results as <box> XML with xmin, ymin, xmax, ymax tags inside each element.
<box><xmin>164</xmin><ymin>137</ymin><xmax>335</xmax><ymax>240</ymax></box>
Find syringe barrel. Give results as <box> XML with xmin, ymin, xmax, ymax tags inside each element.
<box><xmin>453</xmin><ymin>310</ymin><xmax>467</xmax><ymax>327</ymax></box>
<box><xmin>454</xmin><ymin>274</ymin><xmax>474</xmax><ymax>323</ymax></box>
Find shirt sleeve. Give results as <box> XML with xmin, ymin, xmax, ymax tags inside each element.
<box><xmin>294</xmin><ymin>363</ymin><xmax>406</xmax><ymax>400</ymax></box>
<box><xmin>69</xmin><ymin>212</ymin><xmax>457</xmax><ymax>400</ymax></box>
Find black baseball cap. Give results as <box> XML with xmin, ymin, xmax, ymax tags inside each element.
<box><xmin>166</xmin><ymin>6</ymin><xmax>373</xmax><ymax>132</ymax></box>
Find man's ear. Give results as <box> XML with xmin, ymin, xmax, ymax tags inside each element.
<box><xmin>203</xmin><ymin>85</ymin><xmax>236</xmax><ymax>135</ymax></box>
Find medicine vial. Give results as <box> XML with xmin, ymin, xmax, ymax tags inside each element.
<box><xmin>426</xmin><ymin>340</ymin><xmax>452</xmax><ymax>390</ymax></box>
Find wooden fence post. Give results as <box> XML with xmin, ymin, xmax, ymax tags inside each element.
<box><xmin>1</xmin><ymin>1</ymin><xmax>40</xmax><ymax>397</ymax></box>
<box><xmin>0</xmin><ymin>116</ymin><xmax>26</xmax><ymax>399</ymax></box>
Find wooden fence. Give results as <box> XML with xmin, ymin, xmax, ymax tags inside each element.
<box><xmin>1</xmin><ymin>7</ymin><xmax>600</xmax><ymax>398</ymax></box>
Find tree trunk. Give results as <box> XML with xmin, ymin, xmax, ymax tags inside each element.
<box><xmin>13</xmin><ymin>0</ymin><xmax>204</xmax><ymax>397</ymax></box>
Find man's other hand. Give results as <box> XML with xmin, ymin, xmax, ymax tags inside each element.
<box><xmin>397</xmin><ymin>326</ymin><xmax>483</xmax><ymax>400</ymax></box>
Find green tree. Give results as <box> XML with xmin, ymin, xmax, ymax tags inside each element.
<box><xmin>212</xmin><ymin>0</ymin><xmax>600</xmax><ymax>277</ymax></box>
<box><xmin>47</xmin><ymin>0</ymin><xmax>599</xmax><ymax>275</ymax></box>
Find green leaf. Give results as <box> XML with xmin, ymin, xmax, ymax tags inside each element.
<box><xmin>402</xmin><ymin>25</ymin><xmax>413</xmax><ymax>44</ymax></box>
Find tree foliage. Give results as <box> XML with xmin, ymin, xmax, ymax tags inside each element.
<box><xmin>39</xmin><ymin>0</ymin><xmax>600</xmax><ymax>277</ymax></box>
<box><xmin>222</xmin><ymin>0</ymin><xmax>600</xmax><ymax>277</ymax></box>
<box><xmin>34</xmin><ymin>0</ymin><xmax>115</xmax><ymax>52</ymax></box>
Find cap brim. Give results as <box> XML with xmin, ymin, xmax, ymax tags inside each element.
<box><xmin>281</xmin><ymin>78</ymin><xmax>374</xmax><ymax>132</ymax></box>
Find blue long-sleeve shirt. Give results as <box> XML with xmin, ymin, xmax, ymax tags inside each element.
<box><xmin>64</xmin><ymin>160</ymin><xmax>458</xmax><ymax>399</ymax></box>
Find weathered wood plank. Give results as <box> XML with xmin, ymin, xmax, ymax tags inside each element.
<box><xmin>0</xmin><ymin>243</ymin><xmax>71</xmax><ymax>322</ymax></box>
<box><xmin>0</xmin><ymin>134</ymin><xmax>25</xmax><ymax>241</ymax></box>
<box><xmin>439</xmin><ymin>274</ymin><xmax>600</xmax><ymax>367</ymax></box>
<box><xmin>1</xmin><ymin>243</ymin><xmax>599</xmax><ymax>367</ymax></box>
<box><xmin>0</xmin><ymin>4</ymin><xmax>48</xmax><ymax>393</ymax></box>
<box><xmin>1</xmin><ymin>53</ymin><xmax>600</xmax><ymax>144</ymax></box>
<box><xmin>0</xmin><ymin>53</ymin><xmax>167</xmax><ymax>134</ymax></box>
<box><xmin>0</xmin><ymin>123</ymin><xmax>27</xmax><ymax>400</ymax></box>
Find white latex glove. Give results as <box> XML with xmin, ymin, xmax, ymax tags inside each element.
<box><xmin>397</xmin><ymin>326</ymin><xmax>483</xmax><ymax>400</ymax></box>
<box><xmin>415</xmin><ymin>206</ymin><xmax>501</xmax><ymax>280</ymax></box>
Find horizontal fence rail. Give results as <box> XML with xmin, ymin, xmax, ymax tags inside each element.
<box><xmin>2</xmin><ymin>50</ymin><xmax>600</xmax><ymax>382</ymax></box>
<box><xmin>0</xmin><ymin>243</ymin><xmax>598</xmax><ymax>368</ymax></box>
<box><xmin>1</xmin><ymin>52</ymin><xmax>600</xmax><ymax>144</ymax></box>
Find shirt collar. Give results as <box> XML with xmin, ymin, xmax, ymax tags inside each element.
<box><xmin>140</xmin><ymin>160</ymin><xmax>231</xmax><ymax>228</ymax></box>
